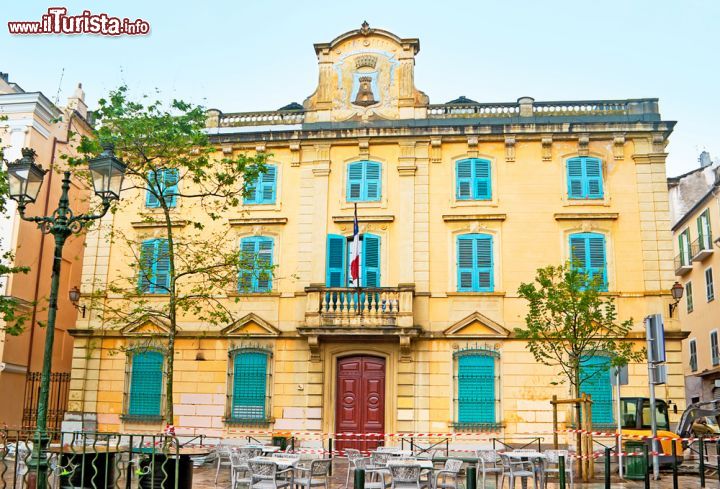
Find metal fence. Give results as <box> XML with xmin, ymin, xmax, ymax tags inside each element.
<box><xmin>22</xmin><ymin>373</ymin><xmax>70</xmax><ymax>432</ymax></box>
<box><xmin>0</xmin><ymin>429</ymin><xmax>208</xmax><ymax>489</ymax></box>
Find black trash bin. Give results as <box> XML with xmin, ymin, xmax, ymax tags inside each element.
<box><xmin>272</xmin><ymin>435</ymin><xmax>288</xmax><ymax>451</ymax></box>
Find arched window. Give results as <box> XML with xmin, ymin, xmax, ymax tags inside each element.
<box><xmin>347</xmin><ymin>161</ymin><xmax>381</xmax><ymax>202</ymax></box>
<box><xmin>126</xmin><ymin>350</ymin><xmax>164</xmax><ymax>419</ymax></box>
<box><xmin>457</xmin><ymin>234</ymin><xmax>493</xmax><ymax>292</ymax></box>
<box><xmin>569</xmin><ymin>232</ymin><xmax>608</xmax><ymax>291</ymax></box>
<box><xmin>244</xmin><ymin>164</ymin><xmax>277</xmax><ymax>205</ymax></box>
<box><xmin>455</xmin><ymin>158</ymin><xmax>491</xmax><ymax>200</ymax></box>
<box><xmin>228</xmin><ymin>349</ymin><xmax>271</xmax><ymax>422</ymax></box>
<box><xmin>567</xmin><ymin>157</ymin><xmax>603</xmax><ymax>199</ymax></box>
<box><xmin>138</xmin><ymin>239</ymin><xmax>170</xmax><ymax>294</ymax></box>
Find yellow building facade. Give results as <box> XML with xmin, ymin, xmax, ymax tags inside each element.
<box><xmin>67</xmin><ymin>25</ymin><xmax>684</xmax><ymax>447</ymax></box>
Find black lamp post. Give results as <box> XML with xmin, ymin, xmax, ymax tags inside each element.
<box><xmin>668</xmin><ymin>281</ymin><xmax>684</xmax><ymax>317</ymax></box>
<box><xmin>5</xmin><ymin>144</ymin><xmax>125</xmax><ymax>489</ymax></box>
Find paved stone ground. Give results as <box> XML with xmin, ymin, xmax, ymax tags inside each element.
<box><xmin>194</xmin><ymin>459</ymin><xmax>720</xmax><ymax>489</ymax></box>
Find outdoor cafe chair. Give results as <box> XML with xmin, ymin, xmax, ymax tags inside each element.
<box><xmin>294</xmin><ymin>458</ymin><xmax>332</xmax><ymax>489</ymax></box>
<box><xmin>344</xmin><ymin>448</ymin><xmax>364</xmax><ymax>489</ymax></box>
<box><xmin>433</xmin><ymin>459</ymin><xmax>463</xmax><ymax>489</ymax></box>
<box><xmin>230</xmin><ymin>451</ymin><xmax>253</xmax><ymax>489</ymax></box>
<box><xmin>499</xmin><ymin>453</ymin><xmax>539</xmax><ymax>489</ymax></box>
<box><xmin>387</xmin><ymin>462</ymin><xmax>431</xmax><ymax>489</ymax></box>
<box><xmin>476</xmin><ymin>449</ymin><xmax>503</xmax><ymax>489</ymax></box>
<box><xmin>542</xmin><ymin>450</ymin><xmax>573</xmax><ymax>489</ymax></box>
<box><xmin>248</xmin><ymin>459</ymin><xmax>294</xmax><ymax>489</ymax></box>
<box><xmin>355</xmin><ymin>457</ymin><xmax>390</xmax><ymax>489</ymax></box>
<box><xmin>215</xmin><ymin>442</ymin><xmax>233</xmax><ymax>485</ymax></box>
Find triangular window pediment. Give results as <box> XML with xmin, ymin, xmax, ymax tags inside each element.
<box><xmin>444</xmin><ymin>312</ymin><xmax>510</xmax><ymax>338</ymax></box>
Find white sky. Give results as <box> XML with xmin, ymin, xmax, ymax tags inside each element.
<box><xmin>3</xmin><ymin>0</ymin><xmax>719</xmax><ymax>176</ymax></box>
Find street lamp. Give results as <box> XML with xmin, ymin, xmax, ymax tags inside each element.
<box><xmin>68</xmin><ymin>286</ymin><xmax>86</xmax><ymax>318</ymax></box>
<box><xmin>5</xmin><ymin>143</ymin><xmax>125</xmax><ymax>489</ymax></box>
<box><xmin>668</xmin><ymin>281</ymin><xmax>684</xmax><ymax>318</ymax></box>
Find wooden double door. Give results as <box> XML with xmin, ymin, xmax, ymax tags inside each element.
<box><xmin>335</xmin><ymin>356</ymin><xmax>385</xmax><ymax>453</ymax></box>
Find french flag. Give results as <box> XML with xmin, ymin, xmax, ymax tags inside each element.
<box><xmin>349</xmin><ymin>203</ymin><xmax>361</xmax><ymax>287</ymax></box>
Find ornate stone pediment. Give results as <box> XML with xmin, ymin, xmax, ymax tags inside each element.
<box><xmin>120</xmin><ymin>316</ymin><xmax>170</xmax><ymax>336</ymax></box>
<box><xmin>221</xmin><ymin>313</ymin><xmax>280</xmax><ymax>337</ymax></box>
<box><xmin>304</xmin><ymin>22</ymin><xmax>428</xmax><ymax>123</ymax></box>
<box><xmin>444</xmin><ymin>312</ymin><xmax>510</xmax><ymax>338</ymax></box>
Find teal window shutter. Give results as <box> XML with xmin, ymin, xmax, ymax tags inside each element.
<box><xmin>138</xmin><ymin>239</ymin><xmax>170</xmax><ymax>294</ymax></box>
<box><xmin>570</xmin><ymin>232</ymin><xmax>608</xmax><ymax>291</ymax></box>
<box><xmin>239</xmin><ymin>237</ymin><xmax>274</xmax><ymax>292</ymax></box>
<box><xmin>580</xmin><ymin>355</ymin><xmax>613</xmax><ymax>425</ymax></box>
<box><xmin>245</xmin><ymin>164</ymin><xmax>277</xmax><ymax>205</ymax></box>
<box><xmin>347</xmin><ymin>161</ymin><xmax>382</xmax><ymax>202</ymax></box>
<box><xmin>456</xmin><ymin>159</ymin><xmax>491</xmax><ymax>200</ymax></box>
<box><xmin>145</xmin><ymin>170</ymin><xmax>160</xmax><ymax>208</ymax></box>
<box><xmin>146</xmin><ymin>169</ymin><xmax>178</xmax><ymax>208</ymax></box>
<box><xmin>567</xmin><ymin>157</ymin><xmax>604</xmax><ymax>199</ymax></box>
<box><xmin>457</xmin><ymin>234</ymin><xmax>494</xmax><ymax>292</ymax></box>
<box><xmin>326</xmin><ymin>234</ymin><xmax>347</xmax><ymax>286</ymax></box>
<box><xmin>362</xmin><ymin>234</ymin><xmax>381</xmax><ymax>287</ymax></box>
<box><xmin>128</xmin><ymin>351</ymin><xmax>163</xmax><ymax>417</ymax></box>
<box><xmin>232</xmin><ymin>351</ymin><xmax>268</xmax><ymax>420</ymax></box>
<box><xmin>457</xmin><ymin>354</ymin><xmax>496</xmax><ymax>424</ymax></box>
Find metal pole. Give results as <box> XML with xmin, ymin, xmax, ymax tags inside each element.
<box><xmin>466</xmin><ymin>466</ymin><xmax>477</xmax><ymax>489</ymax></box>
<box><xmin>643</xmin><ymin>444</ymin><xmax>650</xmax><ymax>489</ymax></box>
<box><xmin>604</xmin><ymin>447</ymin><xmax>611</xmax><ymax>489</ymax></box>
<box><xmin>671</xmin><ymin>439</ymin><xmax>678</xmax><ymax>489</ymax></box>
<box><xmin>354</xmin><ymin>468</ymin><xmax>365</xmax><ymax>489</ymax></box>
<box><xmin>558</xmin><ymin>455</ymin><xmax>566</xmax><ymax>489</ymax></box>
<box><xmin>615</xmin><ymin>373</ymin><xmax>623</xmax><ymax>479</ymax></box>
<box><xmin>699</xmin><ymin>436</ymin><xmax>706</xmax><ymax>488</ymax></box>
<box><xmin>328</xmin><ymin>438</ymin><xmax>333</xmax><ymax>477</ymax></box>
<box><xmin>645</xmin><ymin>318</ymin><xmax>660</xmax><ymax>480</ymax></box>
<box><xmin>552</xmin><ymin>395</ymin><xmax>558</xmax><ymax>450</ymax></box>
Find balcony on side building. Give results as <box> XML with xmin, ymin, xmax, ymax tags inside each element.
<box><xmin>691</xmin><ymin>237</ymin><xmax>714</xmax><ymax>262</ymax></box>
<box><xmin>674</xmin><ymin>252</ymin><xmax>692</xmax><ymax>276</ymax></box>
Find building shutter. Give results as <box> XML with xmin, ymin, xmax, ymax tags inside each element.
<box><xmin>570</xmin><ymin>233</ymin><xmax>608</xmax><ymax>291</ymax></box>
<box><xmin>347</xmin><ymin>162</ymin><xmax>363</xmax><ymax>201</ymax></box>
<box><xmin>145</xmin><ymin>171</ymin><xmax>161</xmax><ymax>208</ymax></box>
<box><xmin>457</xmin><ymin>236</ymin><xmax>475</xmax><ymax>291</ymax></box>
<box><xmin>476</xmin><ymin>236</ymin><xmax>493</xmax><ymax>291</ymax></box>
<box><xmin>585</xmin><ymin>158</ymin><xmax>604</xmax><ymax>199</ymax></box>
<box><xmin>256</xmin><ymin>238</ymin><xmax>273</xmax><ymax>291</ymax></box>
<box><xmin>474</xmin><ymin>159</ymin><xmax>491</xmax><ymax>200</ymax></box>
<box><xmin>326</xmin><ymin>234</ymin><xmax>347</xmax><ymax>287</ymax></box>
<box><xmin>232</xmin><ymin>351</ymin><xmax>268</xmax><ymax>420</ymax></box>
<box><xmin>362</xmin><ymin>234</ymin><xmax>381</xmax><ymax>287</ymax></box>
<box><xmin>567</xmin><ymin>158</ymin><xmax>584</xmax><ymax>199</ymax></box>
<box><xmin>138</xmin><ymin>240</ymin><xmax>155</xmax><ymax>293</ymax></box>
<box><xmin>154</xmin><ymin>239</ymin><xmax>171</xmax><ymax>293</ymax></box>
<box><xmin>580</xmin><ymin>355</ymin><xmax>613</xmax><ymax>425</ymax></box>
<box><xmin>260</xmin><ymin>165</ymin><xmax>277</xmax><ymax>204</ymax></box>
<box><xmin>128</xmin><ymin>351</ymin><xmax>163</xmax><ymax>416</ymax></box>
<box><xmin>456</xmin><ymin>159</ymin><xmax>473</xmax><ymax>199</ymax></box>
<box><xmin>365</xmin><ymin>161</ymin><xmax>381</xmax><ymax>201</ymax></box>
<box><xmin>239</xmin><ymin>238</ymin><xmax>258</xmax><ymax>291</ymax></box>
<box><xmin>457</xmin><ymin>354</ymin><xmax>496</xmax><ymax>424</ymax></box>
<box><xmin>162</xmin><ymin>169</ymin><xmax>179</xmax><ymax>207</ymax></box>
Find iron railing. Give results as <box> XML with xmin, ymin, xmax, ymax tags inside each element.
<box><xmin>22</xmin><ymin>373</ymin><xmax>70</xmax><ymax>432</ymax></box>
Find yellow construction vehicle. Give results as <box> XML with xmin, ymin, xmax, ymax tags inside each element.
<box><xmin>619</xmin><ymin>397</ymin><xmax>684</xmax><ymax>465</ymax></box>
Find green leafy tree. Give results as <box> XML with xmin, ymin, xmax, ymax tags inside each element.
<box><xmin>515</xmin><ymin>263</ymin><xmax>644</xmax><ymax>427</ymax></box>
<box><xmin>70</xmin><ymin>87</ymin><xmax>269</xmax><ymax>421</ymax></box>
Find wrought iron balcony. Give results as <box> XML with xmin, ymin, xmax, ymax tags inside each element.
<box><xmin>674</xmin><ymin>252</ymin><xmax>692</xmax><ymax>276</ymax></box>
<box><xmin>691</xmin><ymin>236</ymin><xmax>714</xmax><ymax>262</ymax></box>
<box><xmin>303</xmin><ymin>286</ymin><xmax>414</xmax><ymax>329</ymax></box>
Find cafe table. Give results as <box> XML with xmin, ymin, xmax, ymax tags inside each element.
<box><xmin>243</xmin><ymin>444</ymin><xmax>282</xmax><ymax>454</ymax></box>
<box><xmin>251</xmin><ymin>455</ymin><xmax>301</xmax><ymax>470</ymax></box>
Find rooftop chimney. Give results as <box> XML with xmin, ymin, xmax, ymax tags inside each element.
<box><xmin>699</xmin><ymin>150</ymin><xmax>712</xmax><ymax>168</ymax></box>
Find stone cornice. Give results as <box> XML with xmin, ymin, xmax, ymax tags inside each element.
<box><xmin>131</xmin><ymin>220</ymin><xmax>188</xmax><ymax>229</ymax></box>
<box><xmin>228</xmin><ymin>217</ymin><xmax>288</xmax><ymax>226</ymax></box>
<box><xmin>554</xmin><ymin>212</ymin><xmax>619</xmax><ymax>220</ymax></box>
<box><xmin>0</xmin><ymin>91</ymin><xmax>62</xmax><ymax>125</ymax></box>
<box><xmin>442</xmin><ymin>214</ymin><xmax>507</xmax><ymax>222</ymax></box>
<box><xmin>332</xmin><ymin>215</ymin><xmax>395</xmax><ymax>223</ymax></box>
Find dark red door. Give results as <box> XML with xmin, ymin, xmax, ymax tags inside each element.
<box><xmin>335</xmin><ymin>356</ymin><xmax>385</xmax><ymax>453</ymax></box>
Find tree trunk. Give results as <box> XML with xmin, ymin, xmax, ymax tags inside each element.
<box><xmin>163</xmin><ymin>204</ymin><xmax>177</xmax><ymax>423</ymax></box>
<box><xmin>574</xmin><ymin>366</ymin><xmax>583</xmax><ymax>480</ymax></box>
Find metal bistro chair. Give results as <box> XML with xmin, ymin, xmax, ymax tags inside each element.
<box><xmin>476</xmin><ymin>449</ymin><xmax>502</xmax><ymax>489</ymax></box>
<box><xmin>230</xmin><ymin>451</ymin><xmax>252</xmax><ymax>489</ymax></box>
<box><xmin>215</xmin><ymin>443</ymin><xmax>233</xmax><ymax>486</ymax></box>
<box><xmin>433</xmin><ymin>459</ymin><xmax>463</xmax><ymax>489</ymax></box>
<box><xmin>248</xmin><ymin>459</ymin><xmax>294</xmax><ymax>489</ymax></box>
<box><xmin>368</xmin><ymin>451</ymin><xmax>392</xmax><ymax>469</ymax></box>
<box><xmin>345</xmin><ymin>448</ymin><xmax>364</xmax><ymax>489</ymax></box>
<box><xmin>387</xmin><ymin>463</ymin><xmax>431</xmax><ymax>489</ymax></box>
<box><xmin>543</xmin><ymin>450</ymin><xmax>574</xmax><ymax>489</ymax></box>
<box><xmin>355</xmin><ymin>457</ymin><xmax>390</xmax><ymax>489</ymax></box>
<box><xmin>499</xmin><ymin>453</ymin><xmax>539</xmax><ymax>489</ymax></box>
<box><xmin>294</xmin><ymin>459</ymin><xmax>332</xmax><ymax>489</ymax></box>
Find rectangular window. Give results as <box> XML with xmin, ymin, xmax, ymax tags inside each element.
<box><xmin>567</xmin><ymin>157</ymin><xmax>604</xmax><ymax>199</ymax></box>
<box><xmin>707</xmin><ymin>268</ymin><xmax>715</xmax><ymax>302</ymax></box>
<box><xmin>686</xmin><ymin>282</ymin><xmax>694</xmax><ymax>313</ymax></box>
<box><xmin>146</xmin><ymin>169</ymin><xmax>178</xmax><ymax>208</ymax></box>
<box><xmin>456</xmin><ymin>353</ymin><xmax>496</xmax><ymax>425</ymax></box>
<box><xmin>239</xmin><ymin>237</ymin><xmax>274</xmax><ymax>292</ymax></box>
<box><xmin>138</xmin><ymin>239</ymin><xmax>170</xmax><ymax>294</ymax></box>
<box><xmin>127</xmin><ymin>351</ymin><xmax>164</xmax><ymax>418</ymax></box>
<box><xmin>456</xmin><ymin>158</ymin><xmax>492</xmax><ymax>201</ymax></box>
<box><xmin>689</xmin><ymin>339</ymin><xmax>698</xmax><ymax>372</ymax></box>
<box><xmin>244</xmin><ymin>165</ymin><xmax>277</xmax><ymax>205</ymax></box>
<box><xmin>569</xmin><ymin>232</ymin><xmax>608</xmax><ymax>291</ymax></box>
<box><xmin>346</xmin><ymin>161</ymin><xmax>381</xmax><ymax>202</ymax></box>
<box><xmin>679</xmin><ymin>229</ymin><xmax>691</xmax><ymax>266</ymax></box>
<box><xmin>229</xmin><ymin>350</ymin><xmax>269</xmax><ymax>421</ymax></box>
<box><xmin>712</xmin><ymin>331</ymin><xmax>719</xmax><ymax>367</ymax></box>
<box><xmin>326</xmin><ymin>234</ymin><xmax>382</xmax><ymax>287</ymax></box>
<box><xmin>698</xmin><ymin>209</ymin><xmax>712</xmax><ymax>250</ymax></box>
<box><xmin>580</xmin><ymin>356</ymin><xmax>613</xmax><ymax>425</ymax></box>
<box><xmin>457</xmin><ymin>234</ymin><xmax>494</xmax><ymax>292</ymax></box>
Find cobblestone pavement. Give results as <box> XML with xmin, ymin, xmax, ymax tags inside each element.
<box><xmin>193</xmin><ymin>460</ymin><xmax>720</xmax><ymax>489</ymax></box>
